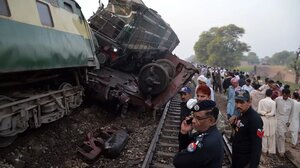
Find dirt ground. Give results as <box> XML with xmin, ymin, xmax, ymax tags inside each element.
<box><xmin>256</xmin><ymin>65</ymin><xmax>295</xmax><ymax>83</ymax></box>
<box><xmin>0</xmin><ymin>100</ymin><xmax>157</xmax><ymax>168</ymax></box>
<box><xmin>1</xmin><ymin>91</ymin><xmax>299</xmax><ymax>168</ymax></box>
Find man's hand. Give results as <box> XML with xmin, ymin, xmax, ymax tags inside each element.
<box><xmin>180</xmin><ymin>117</ymin><xmax>193</xmax><ymax>134</ymax></box>
<box><xmin>228</xmin><ymin>115</ymin><xmax>238</xmax><ymax>125</ymax></box>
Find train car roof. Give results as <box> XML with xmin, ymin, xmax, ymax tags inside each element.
<box><xmin>43</xmin><ymin>0</ymin><xmax>85</xmax><ymax>18</ymax></box>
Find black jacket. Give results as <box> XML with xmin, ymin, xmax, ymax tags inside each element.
<box><xmin>232</xmin><ymin>107</ymin><xmax>263</xmax><ymax>168</ymax></box>
<box><xmin>173</xmin><ymin>126</ymin><xmax>224</xmax><ymax>168</ymax></box>
<box><xmin>222</xmin><ymin>77</ymin><xmax>232</xmax><ymax>91</ymax></box>
<box><xmin>180</xmin><ymin>102</ymin><xmax>192</xmax><ymax>123</ymax></box>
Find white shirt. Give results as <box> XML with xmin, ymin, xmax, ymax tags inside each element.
<box><xmin>290</xmin><ymin>100</ymin><xmax>300</xmax><ymax>132</ymax></box>
<box><xmin>258</xmin><ymin>97</ymin><xmax>276</xmax><ymax>116</ymax></box>
<box><xmin>275</xmin><ymin>97</ymin><xmax>294</xmax><ymax>133</ymax></box>
<box><xmin>241</xmin><ymin>84</ymin><xmax>254</xmax><ymax>94</ymax></box>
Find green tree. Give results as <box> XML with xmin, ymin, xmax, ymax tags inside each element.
<box><xmin>194</xmin><ymin>24</ymin><xmax>250</xmax><ymax>68</ymax></box>
<box><xmin>269</xmin><ymin>50</ymin><xmax>294</xmax><ymax>65</ymax></box>
<box><xmin>261</xmin><ymin>56</ymin><xmax>271</xmax><ymax>65</ymax></box>
<box><xmin>245</xmin><ymin>52</ymin><xmax>260</xmax><ymax>64</ymax></box>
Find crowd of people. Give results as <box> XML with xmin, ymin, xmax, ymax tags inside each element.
<box><xmin>172</xmin><ymin>64</ymin><xmax>300</xmax><ymax>168</ymax></box>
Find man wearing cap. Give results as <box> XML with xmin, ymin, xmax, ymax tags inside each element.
<box><xmin>173</xmin><ymin>100</ymin><xmax>224</xmax><ymax>168</ymax></box>
<box><xmin>179</xmin><ymin>86</ymin><xmax>193</xmax><ymax>122</ymax></box>
<box><xmin>231</xmin><ymin>89</ymin><xmax>263</xmax><ymax>168</ymax></box>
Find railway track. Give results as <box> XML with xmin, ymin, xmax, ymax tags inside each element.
<box><xmin>142</xmin><ymin>97</ymin><xmax>233</xmax><ymax>168</ymax></box>
<box><xmin>142</xmin><ymin>98</ymin><xmax>181</xmax><ymax>168</ymax></box>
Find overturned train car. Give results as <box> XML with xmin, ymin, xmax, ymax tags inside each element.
<box><xmin>87</xmin><ymin>0</ymin><xmax>196</xmax><ymax>111</ymax></box>
<box><xmin>0</xmin><ymin>0</ymin><xmax>196</xmax><ymax>147</ymax></box>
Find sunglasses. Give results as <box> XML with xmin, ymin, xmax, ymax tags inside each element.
<box><xmin>191</xmin><ymin>113</ymin><xmax>210</xmax><ymax>121</ymax></box>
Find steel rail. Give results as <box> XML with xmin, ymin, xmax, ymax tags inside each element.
<box><xmin>142</xmin><ymin>101</ymin><xmax>171</xmax><ymax>168</ymax></box>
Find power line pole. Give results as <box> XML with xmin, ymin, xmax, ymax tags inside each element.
<box><xmin>294</xmin><ymin>46</ymin><xmax>300</xmax><ymax>84</ymax></box>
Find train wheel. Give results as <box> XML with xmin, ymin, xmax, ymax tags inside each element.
<box><xmin>59</xmin><ymin>83</ymin><xmax>82</xmax><ymax>109</ymax></box>
<box><xmin>59</xmin><ymin>82</ymin><xmax>73</xmax><ymax>90</ymax></box>
<box><xmin>138</xmin><ymin>63</ymin><xmax>169</xmax><ymax>95</ymax></box>
<box><xmin>0</xmin><ymin>95</ymin><xmax>17</xmax><ymax>148</ymax></box>
<box><xmin>156</xmin><ymin>59</ymin><xmax>176</xmax><ymax>79</ymax></box>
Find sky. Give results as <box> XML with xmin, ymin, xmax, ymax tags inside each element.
<box><xmin>76</xmin><ymin>0</ymin><xmax>300</xmax><ymax>59</ymax></box>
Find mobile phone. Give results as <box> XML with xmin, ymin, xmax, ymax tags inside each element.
<box><xmin>186</xmin><ymin>117</ymin><xmax>193</xmax><ymax>125</ymax></box>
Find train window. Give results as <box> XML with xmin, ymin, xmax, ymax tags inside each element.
<box><xmin>36</xmin><ymin>1</ymin><xmax>54</xmax><ymax>27</ymax></box>
<box><xmin>63</xmin><ymin>2</ymin><xmax>73</xmax><ymax>13</ymax></box>
<box><xmin>0</xmin><ymin>0</ymin><xmax>10</xmax><ymax>16</ymax></box>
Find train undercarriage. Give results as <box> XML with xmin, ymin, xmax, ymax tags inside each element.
<box><xmin>86</xmin><ymin>54</ymin><xmax>196</xmax><ymax>113</ymax></box>
<box><xmin>0</xmin><ymin>69</ymin><xmax>87</xmax><ymax>147</ymax></box>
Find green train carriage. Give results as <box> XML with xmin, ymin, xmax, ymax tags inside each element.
<box><xmin>0</xmin><ymin>0</ymin><xmax>98</xmax><ymax>146</ymax></box>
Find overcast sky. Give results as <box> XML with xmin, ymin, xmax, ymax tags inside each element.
<box><xmin>76</xmin><ymin>0</ymin><xmax>300</xmax><ymax>59</ymax></box>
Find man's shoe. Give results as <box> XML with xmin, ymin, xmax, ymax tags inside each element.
<box><xmin>277</xmin><ymin>153</ymin><xmax>285</xmax><ymax>158</ymax></box>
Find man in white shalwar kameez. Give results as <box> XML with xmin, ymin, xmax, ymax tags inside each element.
<box><xmin>275</xmin><ymin>88</ymin><xmax>294</xmax><ymax>157</ymax></box>
<box><xmin>290</xmin><ymin>92</ymin><xmax>300</xmax><ymax>147</ymax></box>
<box><xmin>257</xmin><ymin>89</ymin><xmax>276</xmax><ymax>154</ymax></box>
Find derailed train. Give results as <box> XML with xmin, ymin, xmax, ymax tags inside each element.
<box><xmin>0</xmin><ymin>0</ymin><xmax>196</xmax><ymax>147</ymax></box>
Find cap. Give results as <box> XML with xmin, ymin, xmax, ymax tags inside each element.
<box><xmin>191</xmin><ymin>100</ymin><xmax>216</xmax><ymax>112</ymax></box>
<box><xmin>231</xmin><ymin>77</ymin><xmax>239</xmax><ymax>83</ymax></box>
<box><xmin>235</xmin><ymin>89</ymin><xmax>250</xmax><ymax>101</ymax></box>
<box><xmin>197</xmin><ymin>75</ymin><xmax>207</xmax><ymax>84</ymax></box>
<box><xmin>179</xmin><ymin>86</ymin><xmax>192</xmax><ymax>94</ymax></box>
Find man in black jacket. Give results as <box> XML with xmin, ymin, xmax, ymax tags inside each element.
<box><xmin>231</xmin><ymin>89</ymin><xmax>263</xmax><ymax>168</ymax></box>
<box><xmin>173</xmin><ymin>100</ymin><xmax>224</xmax><ymax>168</ymax></box>
<box><xmin>222</xmin><ymin>72</ymin><xmax>233</xmax><ymax>94</ymax></box>
<box><xmin>179</xmin><ymin>86</ymin><xmax>193</xmax><ymax>123</ymax></box>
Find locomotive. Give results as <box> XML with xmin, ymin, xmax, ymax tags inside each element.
<box><xmin>86</xmin><ymin>0</ymin><xmax>196</xmax><ymax>112</ymax></box>
<box><xmin>0</xmin><ymin>0</ymin><xmax>196</xmax><ymax>147</ymax></box>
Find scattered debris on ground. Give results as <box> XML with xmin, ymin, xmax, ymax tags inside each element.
<box><xmin>0</xmin><ymin>102</ymin><xmax>157</xmax><ymax>168</ymax></box>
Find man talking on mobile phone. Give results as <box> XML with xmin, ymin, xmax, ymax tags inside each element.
<box><xmin>173</xmin><ymin>100</ymin><xmax>224</xmax><ymax>168</ymax></box>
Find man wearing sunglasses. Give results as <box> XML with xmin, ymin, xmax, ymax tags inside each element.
<box><xmin>173</xmin><ymin>100</ymin><xmax>224</xmax><ymax>168</ymax></box>
<box><xmin>231</xmin><ymin>89</ymin><xmax>263</xmax><ymax>168</ymax></box>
